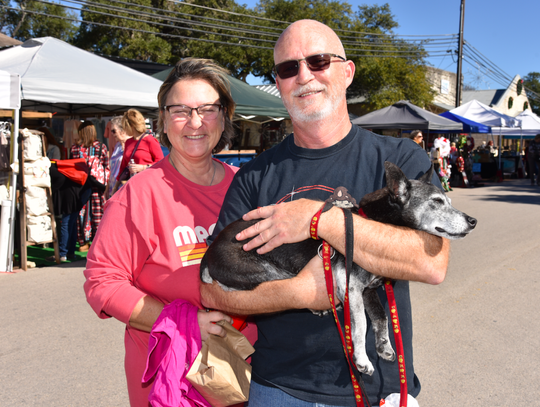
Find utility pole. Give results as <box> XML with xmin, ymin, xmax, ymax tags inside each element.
<box><xmin>455</xmin><ymin>0</ymin><xmax>465</xmax><ymax>107</ymax></box>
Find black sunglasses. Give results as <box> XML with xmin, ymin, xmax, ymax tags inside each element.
<box><xmin>273</xmin><ymin>53</ymin><xmax>346</xmax><ymax>79</ymax></box>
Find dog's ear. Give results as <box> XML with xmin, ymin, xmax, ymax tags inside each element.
<box><xmin>384</xmin><ymin>161</ymin><xmax>411</xmax><ymax>204</ymax></box>
<box><xmin>418</xmin><ymin>164</ymin><xmax>434</xmax><ymax>184</ymax></box>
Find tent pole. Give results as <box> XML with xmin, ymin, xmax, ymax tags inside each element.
<box><xmin>455</xmin><ymin>0</ymin><xmax>466</xmax><ymax>107</ymax></box>
<box><xmin>7</xmin><ymin>108</ymin><xmax>20</xmax><ymax>272</ymax></box>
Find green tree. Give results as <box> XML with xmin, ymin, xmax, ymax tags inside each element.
<box><xmin>345</xmin><ymin>4</ymin><xmax>433</xmax><ymax>109</ymax></box>
<box><xmin>162</xmin><ymin>0</ymin><xmax>271</xmax><ymax>81</ymax></box>
<box><xmin>2</xmin><ymin>0</ymin><xmax>78</xmax><ymax>42</ymax></box>
<box><xmin>523</xmin><ymin>72</ymin><xmax>540</xmax><ymax>115</ymax></box>
<box><xmin>74</xmin><ymin>0</ymin><xmax>171</xmax><ymax>63</ymax></box>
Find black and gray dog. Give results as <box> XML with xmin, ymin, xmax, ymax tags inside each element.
<box><xmin>201</xmin><ymin>161</ymin><xmax>477</xmax><ymax>375</ymax></box>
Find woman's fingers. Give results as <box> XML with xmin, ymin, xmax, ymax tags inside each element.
<box><xmin>197</xmin><ymin>310</ymin><xmax>234</xmax><ymax>341</ymax></box>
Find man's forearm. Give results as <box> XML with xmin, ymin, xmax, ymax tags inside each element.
<box><xmin>318</xmin><ymin>206</ymin><xmax>449</xmax><ymax>285</ymax></box>
<box><xmin>200</xmin><ymin>256</ymin><xmax>331</xmax><ymax>314</ymax></box>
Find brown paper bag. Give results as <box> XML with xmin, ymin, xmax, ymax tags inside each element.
<box><xmin>186</xmin><ymin>320</ymin><xmax>255</xmax><ymax>407</ymax></box>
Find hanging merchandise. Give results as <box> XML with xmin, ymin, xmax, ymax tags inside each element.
<box><xmin>25</xmin><ymin>186</ymin><xmax>49</xmax><ymax>216</ymax></box>
<box><xmin>26</xmin><ymin>215</ymin><xmax>52</xmax><ymax>243</ymax></box>
<box><xmin>18</xmin><ymin>128</ymin><xmax>58</xmax><ymax>258</ymax></box>
<box><xmin>23</xmin><ymin>156</ymin><xmax>52</xmax><ymax>188</ymax></box>
<box><xmin>0</xmin><ymin>121</ymin><xmax>10</xmax><ymax>173</ymax></box>
<box><xmin>21</xmin><ymin>128</ymin><xmax>44</xmax><ymax>161</ymax></box>
<box><xmin>0</xmin><ymin>121</ymin><xmax>11</xmax><ymax>187</ymax></box>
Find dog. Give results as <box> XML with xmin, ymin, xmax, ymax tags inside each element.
<box><xmin>201</xmin><ymin>161</ymin><xmax>477</xmax><ymax>375</ymax></box>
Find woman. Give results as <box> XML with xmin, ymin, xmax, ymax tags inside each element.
<box><xmin>105</xmin><ymin>116</ymin><xmax>131</xmax><ymax>200</ymax></box>
<box><xmin>407</xmin><ymin>129</ymin><xmax>423</xmax><ymax>146</ymax></box>
<box><xmin>112</xmin><ymin>109</ymin><xmax>163</xmax><ymax>192</ymax></box>
<box><xmin>83</xmin><ymin>58</ymin><xmax>255</xmax><ymax>407</ymax></box>
<box><xmin>38</xmin><ymin>127</ymin><xmax>64</xmax><ymax>160</ymax></box>
<box><xmin>70</xmin><ymin>121</ymin><xmax>109</xmax><ymax>252</ymax></box>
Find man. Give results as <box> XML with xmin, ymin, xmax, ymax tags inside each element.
<box><xmin>201</xmin><ymin>20</ymin><xmax>449</xmax><ymax>406</ymax></box>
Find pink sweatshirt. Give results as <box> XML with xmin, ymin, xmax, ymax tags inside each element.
<box><xmin>84</xmin><ymin>157</ymin><xmax>252</xmax><ymax>406</ymax></box>
<box><xmin>143</xmin><ymin>299</ymin><xmax>210</xmax><ymax>407</ymax></box>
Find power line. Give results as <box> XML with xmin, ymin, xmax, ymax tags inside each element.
<box><xmin>1</xmin><ymin>5</ymin><xmax>276</xmax><ymax>49</ymax></box>
<box><xmin>167</xmin><ymin>0</ymin><xmax>459</xmax><ymax>39</ymax></box>
<box><xmin>34</xmin><ymin>0</ymin><xmax>279</xmax><ymax>45</ymax></box>
<box><xmin>1</xmin><ymin>5</ymin><xmax>432</xmax><ymax>57</ymax></box>
<box><xmin>53</xmin><ymin>0</ymin><xmax>456</xmax><ymax>54</ymax></box>
<box><xmin>5</xmin><ymin>1</ymin><xmax>517</xmax><ymax>87</ymax></box>
<box><xmin>463</xmin><ymin>42</ymin><xmax>513</xmax><ymax>84</ymax></box>
<box><xmin>68</xmin><ymin>0</ymin><xmax>282</xmax><ymax>39</ymax></box>
<box><xmin>11</xmin><ymin>1</ymin><xmax>452</xmax><ymax>58</ymax></box>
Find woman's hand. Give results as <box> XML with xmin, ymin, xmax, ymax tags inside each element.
<box><xmin>197</xmin><ymin>309</ymin><xmax>234</xmax><ymax>342</ymax></box>
<box><xmin>128</xmin><ymin>163</ymin><xmax>148</xmax><ymax>175</ymax></box>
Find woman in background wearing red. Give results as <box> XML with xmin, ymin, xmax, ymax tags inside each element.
<box><xmin>113</xmin><ymin>109</ymin><xmax>164</xmax><ymax>192</ymax></box>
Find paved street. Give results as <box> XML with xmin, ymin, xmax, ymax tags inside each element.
<box><xmin>1</xmin><ymin>179</ymin><xmax>539</xmax><ymax>406</ymax></box>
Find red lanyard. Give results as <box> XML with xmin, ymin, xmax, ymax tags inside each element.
<box><xmin>319</xmin><ymin>207</ymin><xmax>408</xmax><ymax>407</ymax></box>
<box><xmin>322</xmin><ymin>241</ymin><xmax>368</xmax><ymax>407</ymax></box>
<box><xmin>384</xmin><ymin>280</ymin><xmax>408</xmax><ymax>407</ymax></box>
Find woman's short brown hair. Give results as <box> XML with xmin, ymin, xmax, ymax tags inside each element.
<box><xmin>157</xmin><ymin>58</ymin><xmax>236</xmax><ymax>153</ymax></box>
<box><xmin>77</xmin><ymin>121</ymin><xmax>97</xmax><ymax>147</ymax></box>
<box><xmin>122</xmin><ymin>109</ymin><xmax>147</xmax><ymax>136</ymax></box>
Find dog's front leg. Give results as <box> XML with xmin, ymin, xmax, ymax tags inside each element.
<box><xmin>363</xmin><ymin>287</ymin><xmax>395</xmax><ymax>362</ymax></box>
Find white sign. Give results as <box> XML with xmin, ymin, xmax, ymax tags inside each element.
<box><xmin>441</xmin><ymin>79</ymin><xmax>450</xmax><ymax>95</ymax></box>
<box><xmin>0</xmin><ymin>71</ymin><xmax>21</xmax><ymax>109</ymax></box>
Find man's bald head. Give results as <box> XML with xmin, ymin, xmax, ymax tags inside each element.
<box><xmin>274</xmin><ymin>20</ymin><xmax>346</xmax><ymax>64</ymax></box>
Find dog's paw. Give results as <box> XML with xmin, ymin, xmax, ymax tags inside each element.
<box><xmin>354</xmin><ymin>354</ymin><xmax>374</xmax><ymax>376</ymax></box>
<box><xmin>376</xmin><ymin>339</ymin><xmax>396</xmax><ymax>362</ymax></box>
<box><xmin>309</xmin><ymin>309</ymin><xmax>332</xmax><ymax>317</ymax></box>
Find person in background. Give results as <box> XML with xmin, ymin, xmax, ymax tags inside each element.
<box><xmin>38</xmin><ymin>127</ymin><xmax>64</xmax><ymax>160</ymax></box>
<box><xmin>83</xmin><ymin>58</ymin><xmax>256</xmax><ymax>407</ymax></box>
<box><xmin>487</xmin><ymin>140</ymin><xmax>498</xmax><ymax>156</ymax></box>
<box><xmin>105</xmin><ymin>116</ymin><xmax>131</xmax><ymax>200</ymax></box>
<box><xmin>112</xmin><ymin>109</ymin><xmax>164</xmax><ymax>192</ymax></box>
<box><xmin>527</xmin><ymin>134</ymin><xmax>540</xmax><ymax>185</ymax></box>
<box><xmin>200</xmin><ymin>20</ymin><xmax>449</xmax><ymax>406</ymax></box>
<box><xmin>408</xmin><ymin>129</ymin><xmax>424</xmax><ymax>146</ymax></box>
<box><xmin>70</xmin><ymin>121</ymin><xmax>109</xmax><ymax>252</ymax></box>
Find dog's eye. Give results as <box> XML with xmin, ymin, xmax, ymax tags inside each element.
<box><xmin>432</xmin><ymin>197</ymin><xmax>445</xmax><ymax>205</ymax></box>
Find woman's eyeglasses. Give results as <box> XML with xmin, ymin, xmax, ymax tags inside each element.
<box><xmin>273</xmin><ymin>53</ymin><xmax>346</xmax><ymax>79</ymax></box>
<box><xmin>164</xmin><ymin>104</ymin><xmax>223</xmax><ymax>121</ymax></box>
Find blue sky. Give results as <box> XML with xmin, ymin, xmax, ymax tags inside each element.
<box><xmin>241</xmin><ymin>0</ymin><xmax>539</xmax><ymax>90</ymax></box>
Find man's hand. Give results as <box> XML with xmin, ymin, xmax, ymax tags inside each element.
<box><xmin>236</xmin><ymin>199</ymin><xmax>324</xmax><ymax>254</ymax></box>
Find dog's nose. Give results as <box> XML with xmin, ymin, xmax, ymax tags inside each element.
<box><xmin>467</xmin><ymin>216</ymin><xmax>477</xmax><ymax>228</ymax></box>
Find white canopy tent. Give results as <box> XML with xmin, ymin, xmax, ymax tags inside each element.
<box><xmin>0</xmin><ymin>37</ymin><xmax>163</xmax><ymax>115</ymax></box>
<box><xmin>450</xmin><ymin>99</ymin><xmax>521</xmax><ymax>128</ymax></box>
<box><xmin>491</xmin><ymin>109</ymin><xmax>540</xmax><ymax>138</ymax></box>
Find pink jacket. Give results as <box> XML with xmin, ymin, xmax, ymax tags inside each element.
<box><xmin>143</xmin><ymin>299</ymin><xmax>211</xmax><ymax>407</ymax></box>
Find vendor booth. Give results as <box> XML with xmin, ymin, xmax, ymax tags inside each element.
<box><xmin>0</xmin><ymin>37</ymin><xmax>168</xmax><ymax>270</ymax></box>
<box><xmin>351</xmin><ymin>100</ymin><xmax>462</xmax><ymax>190</ymax></box>
<box><xmin>450</xmin><ymin>100</ymin><xmax>523</xmax><ymax>179</ymax></box>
